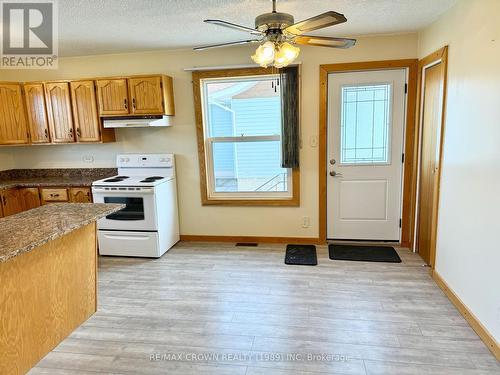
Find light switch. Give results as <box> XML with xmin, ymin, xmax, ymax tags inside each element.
<box><xmin>310</xmin><ymin>135</ymin><xmax>318</xmax><ymax>147</ymax></box>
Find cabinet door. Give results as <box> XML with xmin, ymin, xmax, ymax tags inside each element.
<box><xmin>23</xmin><ymin>83</ymin><xmax>50</xmax><ymax>143</ymax></box>
<box><xmin>0</xmin><ymin>84</ymin><xmax>29</xmax><ymax>145</ymax></box>
<box><xmin>96</xmin><ymin>79</ymin><xmax>129</xmax><ymax>115</ymax></box>
<box><xmin>128</xmin><ymin>76</ymin><xmax>164</xmax><ymax>114</ymax></box>
<box><xmin>1</xmin><ymin>188</ymin><xmax>23</xmax><ymax>217</ymax></box>
<box><xmin>45</xmin><ymin>82</ymin><xmax>75</xmax><ymax>143</ymax></box>
<box><xmin>69</xmin><ymin>187</ymin><xmax>92</xmax><ymax>203</ymax></box>
<box><xmin>19</xmin><ymin>187</ymin><xmax>41</xmax><ymax>211</ymax></box>
<box><xmin>70</xmin><ymin>81</ymin><xmax>101</xmax><ymax>142</ymax></box>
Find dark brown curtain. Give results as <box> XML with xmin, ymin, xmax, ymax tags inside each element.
<box><xmin>280</xmin><ymin>66</ymin><xmax>299</xmax><ymax>168</ymax></box>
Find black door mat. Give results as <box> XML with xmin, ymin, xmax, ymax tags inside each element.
<box><xmin>285</xmin><ymin>244</ymin><xmax>318</xmax><ymax>266</ymax></box>
<box><xmin>329</xmin><ymin>244</ymin><xmax>401</xmax><ymax>263</ymax></box>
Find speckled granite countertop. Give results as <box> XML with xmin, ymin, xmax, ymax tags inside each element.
<box><xmin>0</xmin><ymin>168</ymin><xmax>116</xmax><ymax>191</ymax></box>
<box><xmin>0</xmin><ymin>177</ymin><xmax>100</xmax><ymax>190</ymax></box>
<box><xmin>0</xmin><ymin>203</ymin><xmax>124</xmax><ymax>263</ymax></box>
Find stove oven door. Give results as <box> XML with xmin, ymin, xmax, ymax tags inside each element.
<box><xmin>92</xmin><ymin>187</ymin><xmax>157</xmax><ymax>231</ymax></box>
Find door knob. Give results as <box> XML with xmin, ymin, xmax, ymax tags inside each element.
<box><xmin>329</xmin><ymin>170</ymin><xmax>343</xmax><ymax>177</ymax></box>
<box><xmin>329</xmin><ymin>158</ymin><xmax>336</xmax><ymax>165</ymax></box>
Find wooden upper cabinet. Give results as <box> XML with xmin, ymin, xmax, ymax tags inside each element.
<box><xmin>96</xmin><ymin>79</ymin><xmax>129</xmax><ymax>116</ymax></box>
<box><xmin>161</xmin><ymin>76</ymin><xmax>175</xmax><ymax>116</ymax></box>
<box><xmin>95</xmin><ymin>75</ymin><xmax>175</xmax><ymax>117</ymax></box>
<box><xmin>18</xmin><ymin>187</ymin><xmax>41</xmax><ymax>211</ymax></box>
<box><xmin>23</xmin><ymin>83</ymin><xmax>50</xmax><ymax>144</ymax></box>
<box><xmin>44</xmin><ymin>82</ymin><xmax>75</xmax><ymax>143</ymax></box>
<box><xmin>70</xmin><ymin>80</ymin><xmax>101</xmax><ymax>142</ymax></box>
<box><xmin>1</xmin><ymin>188</ymin><xmax>23</xmax><ymax>217</ymax></box>
<box><xmin>128</xmin><ymin>76</ymin><xmax>164</xmax><ymax>114</ymax></box>
<box><xmin>0</xmin><ymin>83</ymin><xmax>29</xmax><ymax>145</ymax></box>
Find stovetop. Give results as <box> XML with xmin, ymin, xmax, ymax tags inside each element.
<box><xmin>92</xmin><ymin>175</ymin><xmax>174</xmax><ymax>187</ymax></box>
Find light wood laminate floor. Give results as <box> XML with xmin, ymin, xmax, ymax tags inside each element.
<box><xmin>29</xmin><ymin>242</ymin><xmax>500</xmax><ymax>375</ymax></box>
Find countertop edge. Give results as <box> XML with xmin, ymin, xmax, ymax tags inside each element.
<box><xmin>0</xmin><ymin>203</ymin><xmax>124</xmax><ymax>264</ymax></box>
<box><xmin>0</xmin><ymin>181</ymin><xmax>94</xmax><ymax>190</ymax></box>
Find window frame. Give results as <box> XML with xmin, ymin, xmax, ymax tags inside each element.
<box><xmin>192</xmin><ymin>67</ymin><xmax>300</xmax><ymax>206</ymax></box>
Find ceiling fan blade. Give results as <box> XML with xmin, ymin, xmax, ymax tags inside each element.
<box><xmin>294</xmin><ymin>35</ymin><xmax>356</xmax><ymax>49</ymax></box>
<box><xmin>194</xmin><ymin>40</ymin><xmax>261</xmax><ymax>51</ymax></box>
<box><xmin>204</xmin><ymin>19</ymin><xmax>262</xmax><ymax>35</ymax></box>
<box><xmin>284</xmin><ymin>11</ymin><xmax>347</xmax><ymax>35</ymax></box>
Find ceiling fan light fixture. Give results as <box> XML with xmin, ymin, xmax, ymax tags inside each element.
<box><xmin>251</xmin><ymin>40</ymin><xmax>276</xmax><ymax>67</ymax></box>
<box><xmin>274</xmin><ymin>42</ymin><xmax>300</xmax><ymax>68</ymax></box>
<box><xmin>196</xmin><ymin>0</ymin><xmax>355</xmax><ymax>61</ymax></box>
<box><xmin>252</xmin><ymin>41</ymin><xmax>300</xmax><ymax>69</ymax></box>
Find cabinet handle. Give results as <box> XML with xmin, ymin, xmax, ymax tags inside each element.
<box><xmin>44</xmin><ymin>129</ymin><xmax>49</xmax><ymax>138</ymax></box>
<box><xmin>76</xmin><ymin>128</ymin><xmax>81</xmax><ymax>137</ymax></box>
<box><xmin>50</xmin><ymin>194</ymin><xmax>60</xmax><ymax>198</ymax></box>
<box><xmin>132</xmin><ymin>98</ymin><xmax>136</xmax><ymax>110</ymax></box>
<box><xmin>124</xmin><ymin>98</ymin><xmax>128</xmax><ymax>109</ymax></box>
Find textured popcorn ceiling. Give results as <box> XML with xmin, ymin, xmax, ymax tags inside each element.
<box><xmin>59</xmin><ymin>0</ymin><xmax>457</xmax><ymax>56</ymax></box>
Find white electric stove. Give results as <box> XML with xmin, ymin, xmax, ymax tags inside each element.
<box><xmin>92</xmin><ymin>154</ymin><xmax>180</xmax><ymax>258</ymax></box>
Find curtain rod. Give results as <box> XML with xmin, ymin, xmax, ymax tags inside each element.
<box><xmin>184</xmin><ymin>62</ymin><xmax>302</xmax><ymax>72</ymax></box>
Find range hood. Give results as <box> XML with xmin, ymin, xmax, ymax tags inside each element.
<box><xmin>102</xmin><ymin>115</ymin><xmax>172</xmax><ymax>128</ymax></box>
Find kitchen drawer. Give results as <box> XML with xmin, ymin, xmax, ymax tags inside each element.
<box><xmin>41</xmin><ymin>188</ymin><xmax>69</xmax><ymax>203</ymax></box>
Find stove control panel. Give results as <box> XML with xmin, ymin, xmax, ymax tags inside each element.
<box><xmin>117</xmin><ymin>154</ymin><xmax>174</xmax><ymax>168</ymax></box>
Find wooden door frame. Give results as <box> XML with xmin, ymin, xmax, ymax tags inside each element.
<box><xmin>319</xmin><ymin>59</ymin><xmax>418</xmax><ymax>245</ymax></box>
<box><xmin>412</xmin><ymin>46</ymin><xmax>448</xmax><ymax>267</ymax></box>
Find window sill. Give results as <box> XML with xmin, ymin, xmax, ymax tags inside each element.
<box><xmin>201</xmin><ymin>197</ymin><xmax>300</xmax><ymax>207</ymax></box>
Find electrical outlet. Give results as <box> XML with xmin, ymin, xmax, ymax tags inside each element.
<box><xmin>302</xmin><ymin>216</ymin><xmax>310</xmax><ymax>228</ymax></box>
<box><xmin>82</xmin><ymin>155</ymin><xmax>94</xmax><ymax>163</ymax></box>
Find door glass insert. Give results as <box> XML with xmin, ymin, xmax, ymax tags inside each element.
<box><xmin>340</xmin><ymin>84</ymin><xmax>392</xmax><ymax>164</ymax></box>
<box><xmin>104</xmin><ymin>197</ymin><xmax>145</xmax><ymax>220</ymax></box>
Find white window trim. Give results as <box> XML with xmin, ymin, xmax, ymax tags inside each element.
<box><xmin>200</xmin><ymin>76</ymin><xmax>293</xmax><ymax>200</ymax></box>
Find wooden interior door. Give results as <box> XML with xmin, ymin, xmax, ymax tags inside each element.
<box><xmin>1</xmin><ymin>188</ymin><xmax>23</xmax><ymax>217</ymax></box>
<box><xmin>128</xmin><ymin>76</ymin><xmax>164</xmax><ymax>114</ymax></box>
<box><xmin>23</xmin><ymin>83</ymin><xmax>50</xmax><ymax>143</ymax></box>
<box><xmin>0</xmin><ymin>84</ymin><xmax>29</xmax><ymax>145</ymax></box>
<box><xmin>96</xmin><ymin>79</ymin><xmax>129</xmax><ymax>115</ymax></box>
<box><xmin>416</xmin><ymin>59</ymin><xmax>446</xmax><ymax>266</ymax></box>
<box><xmin>19</xmin><ymin>188</ymin><xmax>41</xmax><ymax>211</ymax></box>
<box><xmin>70</xmin><ymin>81</ymin><xmax>101</xmax><ymax>142</ymax></box>
<box><xmin>45</xmin><ymin>82</ymin><xmax>75</xmax><ymax>143</ymax></box>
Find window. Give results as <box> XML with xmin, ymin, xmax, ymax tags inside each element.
<box><xmin>340</xmin><ymin>84</ymin><xmax>392</xmax><ymax>164</ymax></box>
<box><xmin>193</xmin><ymin>68</ymin><xmax>299</xmax><ymax>205</ymax></box>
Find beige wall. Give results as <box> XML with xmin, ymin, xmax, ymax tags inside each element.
<box><xmin>0</xmin><ymin>152</ymin><xmax>14</xmax><ymax>170</ymax></box>
<box><xmin>0</xmin><ymin>33</ymin><xmax>417</xmax><ymax>237</ymax></box>
<box><xmin>419</xmin><ymin>0</ymin><xmax>500</xmax><ymax>342</ymax></box>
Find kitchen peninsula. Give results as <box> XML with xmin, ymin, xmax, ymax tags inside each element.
<box><xmin>0</xmin><ymin>203</ymin><xmax>124</xmax><ymax>375</ymax></box>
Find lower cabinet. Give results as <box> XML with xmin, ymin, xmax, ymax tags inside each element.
<box><xmin>19</xmin><ymin>188</ymin><xmax>42</xmax><ymax>211</ymax></box>
<box><xmin>0</xmin><ymin>188</ymin><xmax>23</xmax><ymax>217</ymax></box>
<box><xmin>69</xmin><ymin>187</ymin><xmax>92</xmax><ymax>203</ymax></box>
<box><xmin>0</xmin><ymin>186</ymin><xmax>92</xmax><ymax>217</ymax></box>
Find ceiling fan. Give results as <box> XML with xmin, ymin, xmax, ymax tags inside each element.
<box><xmin>194</xmin><ymin>0</ymin><xmax>356</xmax><ymax>68</ymax></box>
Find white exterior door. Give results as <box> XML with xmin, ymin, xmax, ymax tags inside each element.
<box><xmin>327</xmin><ymin>69</ymin><xmax>407</xmax><ymax>241</ymax></box>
